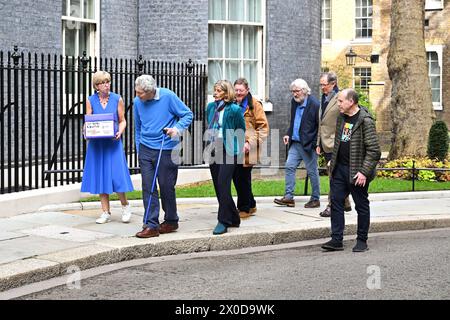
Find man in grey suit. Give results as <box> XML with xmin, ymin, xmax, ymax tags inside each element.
<box><xmin>316</xmin><ymin>72</ymin><xmax>352</xmax><ymax>217</ymax></box>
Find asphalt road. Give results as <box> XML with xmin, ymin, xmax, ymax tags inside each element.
<box><xmin>17</xmin><ymin>228</ymin><xmax>450</xmax><ymax>300</ymax></box>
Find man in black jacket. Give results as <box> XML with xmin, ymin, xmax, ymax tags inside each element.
<box><xmin>321</xmin><ymin>89</ymin><xmax>381</xmax><ymax>252</ymax></box>
<box><xmin>274</xmin><ymin>79</ymin><xmax>321</xmax><ymax>208</ymax></box>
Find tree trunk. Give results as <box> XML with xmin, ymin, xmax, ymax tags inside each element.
<box><xmin>387</xmin><ymin>0</ymin><xmax>435</xmax><ymax>160</ymax></box>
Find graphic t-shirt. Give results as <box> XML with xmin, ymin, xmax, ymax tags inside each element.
<box><xmin>337</xmin><ymin>111</ymin><xmax>360</xmax><ymax>166</ymax></box>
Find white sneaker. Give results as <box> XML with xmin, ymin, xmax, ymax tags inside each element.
<box><xmin>96</xmin><ymin>212</ymin><xmax>111</xmax><ymax>224</ymax></box>
<box><xmin>121</xmin><ymin>204</ymin><xmax>132</xmax><ymax>223</ymax></box>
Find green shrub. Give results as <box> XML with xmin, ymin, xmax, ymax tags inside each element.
<box><xmin>427</xmin><ymin>121</ymin><xmax>449</xmax><ymax>161</ymax></box>
<box><xmin>356</xmin><ymin>89</ymin><xmax>376</xmax><ymax>120</ymax></box>
<box><xmin>318</xmin><ymin>153</ymin><xmax>327</xmax><ymax>175</ymax></box>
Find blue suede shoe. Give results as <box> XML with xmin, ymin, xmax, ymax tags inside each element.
<box><xmin>213</xmin><ymin>222</ymin><xmax>227</xmax><ymax>235</ymax></box>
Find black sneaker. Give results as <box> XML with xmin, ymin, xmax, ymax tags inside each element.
<box><xmin>321</xmin><ymin>239</ymin><xmax>344</xmax><ymax>251</ymax></box>
<box><xmin>352</xmin><ymin>240</ymin><xmax>369</xmax><ymax>252</ymax></box>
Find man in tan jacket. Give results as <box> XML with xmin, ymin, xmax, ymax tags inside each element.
<box><xmin>316</xmin><ymin>72</ymin><xmax>352</xmax><ymax>217</ymax></box>
<box><xmin>232</xmin><ymin>78</ymin><xmax>269</xmax><ymax>219</ymax></box>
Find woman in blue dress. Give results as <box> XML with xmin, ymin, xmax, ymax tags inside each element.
<box><xmin>81</xmin><ymin>71</ymin><xmax>134</xmax><ymax>224</ymax></box>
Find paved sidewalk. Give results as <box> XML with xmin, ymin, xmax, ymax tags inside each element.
<box><xmin>1</xmin><ymin>191</ymin><xmax>450</xmax><ymax>292</ymax></box>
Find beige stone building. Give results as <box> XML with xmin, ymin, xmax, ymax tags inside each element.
<box><xmin>321</xmin><ymin>0</ymin><xmax>449</xmax><ymax>149</ymax></box>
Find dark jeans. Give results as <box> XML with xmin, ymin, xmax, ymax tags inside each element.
<box><xmin>139</xmin><ymin>143</ymin><xmax>179</xmax><ymax>229</ymax></box>
<box><xmin>232</xmin><ymin>165</ymin><xmax>256</xmax><ymax>213</ymax></box>
<box><xmin>325</xmin><ymin>152</ymin><xmax>351</xmax><ymax>209</ymax></box>
<box><xmin>330</xmin><ymin>163</ymin><xmax>370</xmax><ymax>242</ymax></box>
<box><xmin>210</xmin><ymin>152</ymin><xmax>240</xmax><ymax>227</ymax></box>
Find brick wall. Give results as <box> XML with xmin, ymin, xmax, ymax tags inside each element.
<box><xmin>266</xmin><ymin>0</ymin><xmax>322</xmax><ymax>162</ymax></box>
<box><xmin>100</xmin><ymin>0</ymin><xmax>138</xmax><ymax>59</ymax></box>
<box><xmin>0</xmin><ymin>0</ymin><xmax>61</xmax><ymax>53</ymax></box>
<box><xmin>0</xmin><ymin>0</ymin><xmax>323</xmax><ymax>167</ymax></box>
<box><xmin>137</xmin><ymin>0</ymin><xmax>209</xmax><ymax>63</ymax></box>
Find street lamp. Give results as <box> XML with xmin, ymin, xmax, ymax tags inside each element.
<box><xmin>345</xmin><ymin>47</ymin><xmax>358</xmax><ymax>66</ymax></box>
<box><xmin>345</xmin><ymin>47</ymin><xmax>379</xmax><ymax>66</ymax></box>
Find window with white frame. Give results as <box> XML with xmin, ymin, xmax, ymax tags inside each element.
<box><xmin>62</xmin><ymin>0</ymin><xmax>99</xmax><ymax>97</ymax></box>
<box><xmin>321</xmin><ymin>0</ymin><xmax>331</xmax><ymax>40</ymax></box>
<box><xmin>62</xmin><ymin>0</ymin><xmax>99</xmax><ymax>58</ymax></box>
<box><xmin>426</xmin><ymin>46</ymin><xmax>443</xmax><ymax>110</ymax></box>
<box><xmin>208</xmin><ymin>0</ymin><xmax>265</xmax><ymax>97</ymax></box>
<box><xmin>425</xmin><ymin>0</ymin><xmax>444</xmax><ymax>10</ymax></box>
<box><xmin>353</xmin><ymin>67</ymin><xmax>371</xmax><ymax>93</ymax></box>
<box><xmin>355</xmin><ymin>0</ymin><xmax>372</xmax><ymax>39</ymax></box>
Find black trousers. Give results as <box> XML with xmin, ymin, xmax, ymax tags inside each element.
<box><xmin>330</xmin><ymin>163</ymin><xmax>370</xmax><ymax>242</ymax></box>
<box><xmin>325</xmin><ymin>152</ymin><xmax>351</xmax><ymax>209</ymax></box>
<box><xmin>209</xmin><ymin>155</ymin><xmax>240</xmax><ymax>227</ymax></box>
<box><xmin>232</xmin><ymin>165</ymin><xmax>256</xmax><ymax>213</ymax></box>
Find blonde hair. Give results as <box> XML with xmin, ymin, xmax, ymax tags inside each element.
<box><xmin>214</xmin><ymin>80</ymin><xmax>236</xmax><ymax>102</ymax></box>
<box><xmin>92</xmin><ymin>71</ymin><xmax>111</xmax><ymax>90</ymax></box>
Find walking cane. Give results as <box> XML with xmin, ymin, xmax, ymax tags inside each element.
<box><xmin>142</xmin><ymin>129</ymin><xmax>169</xmax><ymax>226</ymax></box>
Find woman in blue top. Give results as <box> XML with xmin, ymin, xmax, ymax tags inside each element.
<box><xmin>81</xmin><ymin>71</ymin><xmax>134</xmax><ymax>224</ymax></box>
<box><xmin>206</xmin><ymin>80</ymin><xmax>246</xmax><ymax>235</ymax></box>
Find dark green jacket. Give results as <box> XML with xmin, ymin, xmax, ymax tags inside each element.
<box><xmin>206</xmin><ymin>101</ymin><xmax>246</xmax><ymax>156</ymax></box>
<box><xmin>330</xmin><ymin>107</ymin><xmax>381</xmax><ymax>183</ymax></box>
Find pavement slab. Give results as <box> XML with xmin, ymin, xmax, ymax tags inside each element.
<box><xmin>0</xmin><ymin>235</ymin><xmax>83</xmax><ymax>265</ymax></box>
<box><xmin>19</xmin><ymin>225</ymin><xmax>114</xmax><ymax>243</ymax></box>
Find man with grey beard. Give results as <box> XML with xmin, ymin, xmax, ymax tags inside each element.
<box><xmin>274</xmin><ymin>79</ymin><xmax>321</xmax><ymax>209</ymax></box>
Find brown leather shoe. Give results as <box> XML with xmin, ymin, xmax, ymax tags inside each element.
<box><xmin>304</xmin><ymin>199</ymin><xmax>320</xmax><ymax>208</ymax></box>
<box><xmin>249</xmin><ymin>207</ymin><xmax>257</xmax><ymax>214</ymax></box>
<box><xmin>274</xmin><ymin>197</ymin><xmax>295</xmax><ymax>207</ymax></box>
<box><xmin>159</xmin><ymin>221</ymin><xmax>179</xmax><ymax>234</ymax></box>
<box><xmin>239</xmin><ymin>211</ymin><xmax>252</xmax><ymax>219</ymax></box>
<box><xmin>135</xmin><ymin>227</ymin><xmax>160</xmax><ymax>238</ymax></box>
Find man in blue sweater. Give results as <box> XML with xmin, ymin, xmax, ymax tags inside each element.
<box><xmin>134</xmin><ymin>75</ymin><xmax>193</xmax><ymax>238</ymax></box>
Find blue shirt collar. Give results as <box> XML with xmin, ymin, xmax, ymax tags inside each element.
<box><xmin>241</xmin><ymin>96</ymin><xmax>248</xmax><ymax>108</ymax></box>
<box><xmin>240</xmin><ymin>96</ymin><xmax>249</xmax><ymax>114</ymax></box>
<box><xmin>298</xmin><ymin>96</ymin><xmax>308</xmax><ymax>108</ymax></box>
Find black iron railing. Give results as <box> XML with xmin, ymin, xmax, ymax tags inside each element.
<box><xmin>0</xmin><ymin>46</ymin><xmax>207</xmax><ymax>194</ymax></box>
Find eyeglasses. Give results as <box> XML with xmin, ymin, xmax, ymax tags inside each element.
<box><xmin>97</xmin><ymin>81</ymin><xmax>110</xmax><ymax>86</ymax></box>
<box><xmin>290</xmin><ymin>89</ymin><xmax>302</xmax><ymax>94</ymax></box>
<box><xmin>320</xmin><ymin>83</ymin><xmax>329</xmax><ymax>87</ymax></box>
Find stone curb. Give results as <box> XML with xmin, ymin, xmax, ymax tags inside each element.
<box><xmin>37</xmin><ymin>190</ymin><xmax>450</xmax><ymax>212</ymax></box>
<box><xmin>1</xmin><ymin>217</ymin><xmax>450</xmax><ymax>293</ymax></box>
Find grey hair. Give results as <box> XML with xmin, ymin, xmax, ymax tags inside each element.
<box><xmin>290</xmin><ymin>78</ymin><xmax>311</xmax><ymax>95</ymax></box>
<box><xmin>342</xmin><ymin>88</ymin><xmax>359</xmax><ymax>104</ymax></box>
<box><xmin>135</xmin><ymin>75</ymin><xmax>157</xmax><ymax>92</ymax></box>
<box><xmin>320</xmin><ymin>71</ymin><xmax>337</xmax><ymax>84</ymax></box>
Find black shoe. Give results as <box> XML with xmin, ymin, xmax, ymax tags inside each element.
<box><xmin>319</xmin><ymin>206</ymin><xmax>331</xmax><ymax>217</ymax></box>
<box><xmin>352</xmin><ymin>240</ymin><xmax>369</xmax><ymax>252</ymax></box>
<box><xmin>230</xmin><ymin>220</ymin><xmax>240</xmax><ymax>227</ymax></box>
<box><xmin>321</xmin><ymin>239</ymin><xmax>344</xmax><ymax>251</ymax></box>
